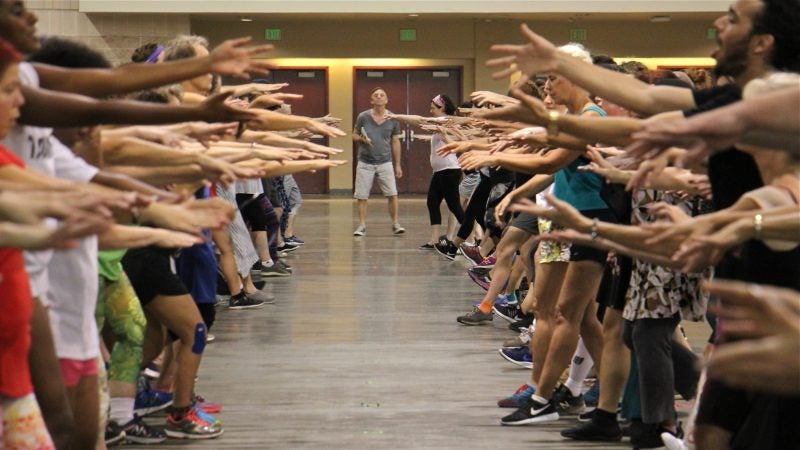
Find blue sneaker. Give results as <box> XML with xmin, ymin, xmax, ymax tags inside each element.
<box><xmin>499</xmin><ymin>346</ymin><xmax>533</xmax><ymax>369</ymax></box>
<box><xmin>584</xmin><ymin>381</ymin><xmax>600</xmax><ymax>407</ymax></box>
<box><xmin>285</xmin><ymin>235</ymin><xmax>305</xmax><ymax>245</ymax></box>
<box><xmin>135</xmin><ymin>387</ymin><xmax>173</xmax><ymax>416</ymax></box>
<box><xmin>473</xmin><ymin>294</ymin><xmax>510</xmax><ymax>308</ymax></box>
<box><xmin>498</xmin><ymin>383</ymin><xmax>537</xmax><ymax>408</ymax></box>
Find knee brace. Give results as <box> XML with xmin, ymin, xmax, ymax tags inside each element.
<box><xmin>191</xmin><ymin>323</ymin><xmax>207</xmax><ymax>355</ymax></box>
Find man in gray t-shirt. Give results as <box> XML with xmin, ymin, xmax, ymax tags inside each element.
<box><xmin>351</xmin><ymin>87</ymin><xmax>405</xmax><ymax>236</ymax></box>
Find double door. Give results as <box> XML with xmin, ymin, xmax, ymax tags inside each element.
<box><xmin>353</xmin><ymin>68</ymin><xmax>462</xmax><ymax>194</ymax></box>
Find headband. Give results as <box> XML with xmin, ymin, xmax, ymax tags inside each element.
<box><xmin>145</xmin><ymin>45</ymin><xmax>164</xmax><ymax>64</ymax></box>
<box><xmin>432</xmin><ymin>95</ymin><xmax>444</xmax><ymax>107</ymax></box>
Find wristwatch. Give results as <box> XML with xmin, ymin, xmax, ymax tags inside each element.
<box><xmin>547</xmin><ymin>110</ymin><xmax>560</xmax><ymax>136</ymax></box>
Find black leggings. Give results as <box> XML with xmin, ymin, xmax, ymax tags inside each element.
<box><xmin>456</xmin><ymin>172</ymin><xmax>492</xmax><ymax>240</ymax></box>
<box><xmin>427</xmin><ymin>169</ymin><xmax>464</xmax><ymax>225</ymax></box>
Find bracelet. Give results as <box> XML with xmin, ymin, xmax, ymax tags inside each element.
<box><xmin>546</xmin><ymin>110</ymin><xmax>560</xmax><ymax>136</ymax></box>
<box><xmin>590</xmin><ymin>217</ymin><xmax>599</xmax><ymax>241</ymax></box>
<box><xmin>753</xmin><ymin>213</ymin><xmax>763</xmax><ymax>239</ymax></box>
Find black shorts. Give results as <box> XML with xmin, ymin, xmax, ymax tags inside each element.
<box><xmin>236</xmin><ymin>193</ymin><xmax>267</xmax><ymax>232</ymax></box>
<box><xmin>569</xmin><ymin>208</ymin><xmax>617</xmax><ymax>264</ymax></box>
<box><xmin>121</xmin><ymin>246</ymin><xmax>189</xmax><ymax>306</ymax></box>
<box><xmin>510</xmin><ymin>212</ymin><xmax>539</xmax><ymax>235</ymax></box>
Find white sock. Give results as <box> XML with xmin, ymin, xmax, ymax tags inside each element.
<box><xmin>531</xmin><ymin>394</ymin><xmax>548</xmax><ymax>404</ymax></box>
<box><xmin>565</xmin><ymin>337</ymin><xmax>594</xmax><ymax>397</ymax></box>
<box><xmin>109</xmin><ymin>397</ymin><xmax>135</xmax><ymax>424</ymax></box>
<box><xmin>262</xmin><ymin>259</ymin><xmax>274</xmax><ymax>267</ymax></box>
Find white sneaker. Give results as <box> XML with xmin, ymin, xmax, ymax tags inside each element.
<box><xmin>353</xmin><ymin>224</ymin><xmax>366</xmax><ymax>236</ymax></box>
<box><xmin>392</xmin><ymin>223</ymin><xmax>405</xmax><ymax>234</ymax></box>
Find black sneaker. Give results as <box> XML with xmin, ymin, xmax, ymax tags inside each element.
<box><xmin>119</xmin><ymin>414</ymin><xmax>168</xmax><ymax>444</ymax></box>
<box><xmin>419</xmin><ymin>243</ymin><xmax>435</xmax><ymax>250</ymax></box>
<box><xmin>509</xmin><ymin>313</ymin><xmax>534</xmax><ymax>332</ymax></box>
<box><xmin>277</xmin><ymin>242</ymin><xmax>300</xmax><ymax>253</ymax></box>
<box><xmin>500</xmin><ymin>396</ymin><xmax>559</xmax><ymax>426</ymax></box>
<box><xmin>578</xmin><ymin>408</ymin><xmax>596</xmax><ymax>422</ymax></box>
<box><xmin>227</xmin><ymin>293</ymin><xmax>264</xmax><ymax>310</ymax></box>
<box><xmin>561</xmin><ymin>419</ymin><xmax>622</xmax><ymax>442</ymax></box>
<box><xmin>456</xmin><ymin>306</ymin><xmax>493</xmax><ymax>325</ymax></box>
<box><xmin>105</xmin><ymin>420</ymin><xmax>126</xmax><ymax>446</ymax></box>
<box><xmin>434</xmin><ymin>239</ymin><xmax>458</xmax><ymax>260</ymax></box>
<box><xmin>250</xmin><ymin>261</ymin><xmax>264</xmax><ymax>273</ymax></box>
<box><xmin>493</xmin><ymin>303</ymin><xmax>521</xmax><ymax>323</ymax></box>
<box><xmin>553</xmin><ymin>384</ymin><xmax>586</xmax><ymax>415</ymax></box>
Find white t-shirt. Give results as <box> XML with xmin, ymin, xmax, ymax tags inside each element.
<box><xmin>1</xmin><ymin>63</ymin><xmax>57</xmax><ymax>297</ymax></box>
<box><xmin>429</xmin><ymin>133</ymin><xmax>460</xmax><ymax>173</ymax></box>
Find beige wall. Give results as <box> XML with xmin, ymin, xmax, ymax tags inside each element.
<box><xmin>28</xmin><ymin>0</ymin><xmax>190</xmax><ymax>66</ymax></box>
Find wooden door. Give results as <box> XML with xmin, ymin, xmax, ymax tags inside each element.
<box><xmin>405</xmin><ymin>69</ymin><xmax>462</xmax><ymax>194</ymax></box>
<box><xmin>353</xmin><ymin>69</ymin><xmax>410</xmax><ymax>194</ymax></box>
<box><xmin>262</xmin><ymin>68</ymin><xmax>330</xmax><ymax>194</ymax></box>
<box><xmin>352</xmin><ymin>67</ymin><xmax>463</xmax><ymax>195</ymax></box>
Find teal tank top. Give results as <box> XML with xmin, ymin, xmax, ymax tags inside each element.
<box><xmin>553</xmin><ymin>105</ymin><xmax>610</xmax><ymax>212</ymax></box>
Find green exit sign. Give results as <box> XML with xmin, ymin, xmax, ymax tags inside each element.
<box><xmin>264</xmin><ymin>28</ymin><xmax>282</xmax><ymax>41</ymax></box>
<box><xmin>707</xmin><ymin>28</ymin><xmax>717</xmax><ymax>40</ymax></box>
<box><xmin>399</xmin><ymin>28</ymin><xmax>417</xmax><ymax>42</ymax></box>
<box><xmin>569</xmin><ymin>29</ymin><xmax>587</xmax><ymax>41</ymax></box>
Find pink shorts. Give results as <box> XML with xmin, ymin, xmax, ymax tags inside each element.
<box><xmin>58</xmin><ymin>359</ymin><xmax>98</xmax><ymax>388</ymax></box>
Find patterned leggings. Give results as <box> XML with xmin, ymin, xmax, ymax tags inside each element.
<box><xmin>95</xmin><ymin>273</ymin><xmax>146</xmax><ymax>384</ymax></box>
<box><xmin>1</xmin><ymin>394</ymin><xmax>55</xmax><ymax>450</ymax></box>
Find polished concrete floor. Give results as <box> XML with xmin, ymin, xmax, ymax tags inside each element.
<box><xmin>147</xmin><ymin>197</ymin><xmax>709</xmax><ymax>449</ymax></box>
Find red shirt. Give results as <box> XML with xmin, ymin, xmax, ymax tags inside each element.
<box><xmin>0</xmin><ymin>144</ymin><xmax>35</xmax><ymax>398</ymax></box>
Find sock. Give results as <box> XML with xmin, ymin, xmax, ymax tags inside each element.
<box><xmin>478</xmin><ymin>302</ymin><xmax>492</xmax><ymax>314</ymax></box>
<box><xmin>531</xmin><ymin>394</ymin><xmax>548</xmax><ymax>405</ymax></box>
<box><xmin>262</xmin><ymin>259</ymin><xmax>274</xmax><ymax>267</ymax></box>
<box><xmin>506</xmin><ymin>291</ymin><xmax>518</xmax><ymax>305</ymax></box>
<box><xmin>109</xmin><ymin>397</ymin><xmax>135</xmax><ymax>424</ymax></box>
<box><xmin>565</xmin><ymin>337</ymin><xmax>594</xmax><ymax>397</ymax></box>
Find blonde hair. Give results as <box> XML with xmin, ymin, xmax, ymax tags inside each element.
<box><xmin>557</xmin><ymin>43</ymin><xmax>592</xmax><ymax>65</ymax></box>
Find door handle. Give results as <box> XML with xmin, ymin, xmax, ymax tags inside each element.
<box><xmin>409</xmin><ymin>130</ymin><xmax>415</xmax><ymax>142</ymax></box>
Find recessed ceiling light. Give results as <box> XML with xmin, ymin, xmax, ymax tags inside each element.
<box><xmin>241</xmin><ymin>17</ymin><xmax>253</xmax><ymax>22</ymax></box>
<box><xmin>408</xmin><ymin>13</ymin><xmax>419</xmax><ymax>17</ymax></box>
<box><xmin>650</xmin><ymin>15</ymin><xmax>671</xmax><ymax>23</ymax></box>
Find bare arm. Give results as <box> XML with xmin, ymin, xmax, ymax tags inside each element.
<box><xmin>392</xmin><ymin>135</ymin><xmax>403</xmax><ymax>178</ymax></box>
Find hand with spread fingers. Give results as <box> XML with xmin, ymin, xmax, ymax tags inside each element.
<box><xmin>486</xmin><ymin>24</ymin><xmax>560</xmax><ymax>80</ymax></box>
<box><xmin>209</xmin><ymin>37</ymin><xmax>275</xmax><ymax>79</ymax></box>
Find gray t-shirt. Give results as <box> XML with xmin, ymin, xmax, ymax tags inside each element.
<box><xmin>354</xmin><ymin>110</ymin><xmax>402</xmax><ymax>164</ymax></box>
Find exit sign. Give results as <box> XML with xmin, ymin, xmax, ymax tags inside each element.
<box><xmin>264</xmin><ymin>28</ymin><xmax>282</xmax><ymax>41</ymax></box>
<box><xmin>570</xmin><ymin>29</ymin><xmax>587</xmax><ymax>41</ymax></box>
<box><xmin>399</xmin><ymin>28</ymin><xmax>417</xmax><ymax>41</ymax></box>
<box><xmin>707</xmin><ymin>28</ymin><xmax>717</xmax><ymax>40</ymax></box>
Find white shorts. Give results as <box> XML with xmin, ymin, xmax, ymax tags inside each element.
<box><xmin>354</xmin><ymin>161</ymin><xmax>397</xmax><ymax>199</ymax></box>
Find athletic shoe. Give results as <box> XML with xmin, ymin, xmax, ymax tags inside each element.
<box><xmin>353</xmin><ymin>224</ymin><xmax>366</xmax><ymax>236</ymax></box>
<box><xmin>475</xmin><ymin>255</ymin><xmax>497</xmax><ymax>269</ymax></box>
<box><xmin>205</xmin><ymin>333</ymin><xmax>216</xmax><ymax>343</ymax></box>
<box><xmin>193</xmin><ymin>394</ymin><xmax>222</xmax><ymax>414</ymax></box>
<box><xmin>456</xmin><ymin>306</ymin><xmax>493</xmax><ymax>325</ymax></box>
<box><xmin>227</xmin><ymin>294</ymin><xmax>264</xmax><ymax>310</ymax></box>
<box><xmin>277</xmin><ymin>260</ymin><xmax>293</xmax><ymax>273</ymax></box>
<box><xmin>500</xmin><ymin>396</ymin><xmax>559</xmax><ymax>426</ymax></box>
<box><xmin>434</xmin><ymin>239</ymin><xmax>458</xmax><ymax>260</ymax></box>
<box><xmin>276</xmin><ymin>242</ymin><xmax>300</xmax><ymax>253</ymax></box>
<box><xmin>509</xmin><ymin>314</ymin><xmax>534</xmax><ymax>332</ymax></box>
<box><xmin>502</xmin><ymin>325</ymin><xmax>533</xmax><ymax>349</ymax></box>
<box><xmin>467</xmin><ymin>270</ymin><xmax>491</xmax><ymax>290</ymax></box>
<box><xmin>105</xmin><ymin>420</ymin><xmax>126</xmax><ymax>446</ymax></box>
<box><xmin>193</xmin><ymin>403</ymin><xmax>222</xmax><ymax>428</ymax></box>
<box><xmin>553</xmin><ymin>384</ymin><xmax>586</xmax><ymax>415</ymax></box>
<box><xmin>285</xmin><ymin>235</ymin><xmax>305</xmax><ymax>245</ymax></box>
<box><xmin>250</xmin><ymin>261</ymin><xmax>264</xmax><ymax>274</ymax></box>
<box><xmin>392</xmin><ymin>223</ymin><xmax>406</xmax><ymax>234</ymax></box>
<box><xmin>493</xmin><ymin>303</ymin><xmax>521</xmax><ymax>323</ymax></box>
<box><xmin>134</xmin><ymin>387</ymin><xmax>173</xmax><ymax>416</ymax></box>
<box><xmin>165</xmin><ymin>407</ymin><xmax>223</xmax><ymax>439</ymax></box>
<box><xmin>116</xmin><ymin>414</ymin><xmax>167</xmax><ymax>445</ymax></box>
<box><xmin>459</xmin><ymin>243</ymin><xmax>484</xmax><ymax>266</ymax></box>
<box><xmin>261</xmin><ymin>263</ymin><xmax>291</xmax><ymax>277</ymax></box>
<box><xmin>418</xmin><ymin>243</ymin><xmax>435</xmax><ymax>250</ymax></box>
<box><xmin>561</xmin><ymin>419</ymin><xmax>622</xmax><ymax>442</ymax></box>
<box><xmin>661</xmin><ymin>432</ymin><xmax>690</xmax><ymax>450</ymax></box>
<box><xmin>247</xmin><ymin>289</ymin><xmax>276</xmax><ymax>304</ymax></box>
<box><xmin>498</xmin><ymin>346</ymin><xmax>533</xmax><ymax>369</ymax></box>
<box><xmin>497</xmin><ymin>383</ymin><xmax>537</xmax><ymax>408</ymax></box>
<box><xmin>277</xmin><ymin>250</ymin><xmax>290</xmax><ymax>258</ymax></box>
<box><xmin>632</xmin><ymin>423</ymin><xmax>683</xmax><ymax>449</ymax></box>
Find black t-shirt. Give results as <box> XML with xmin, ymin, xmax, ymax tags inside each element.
<box><xmin>684</xmin><ymin>85</ymin><xmax>764</xmax><ymax>211</ymax></box>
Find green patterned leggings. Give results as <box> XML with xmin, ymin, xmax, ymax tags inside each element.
<box><xmin>95</xmin><ymin>273</ymin><xmax>146</xmax><ymax>384</ymax></box>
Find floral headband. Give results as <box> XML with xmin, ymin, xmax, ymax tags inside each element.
<box><xmin>432</xmin><ymin>94</ymin><xmax>444</xmax><ymax>107</ymax></box>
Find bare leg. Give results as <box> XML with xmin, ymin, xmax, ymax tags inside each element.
<box><xmin>529</xmin><ymin>261</ymin><xmax>568</xmax><ymax>386</ymax></box>
<box><xmin>212</xmin><ymin>229</ymin><xmax>243</xmax><ymax>296</ymax></box>
<box><xmin>387</xmin><ymin>195</ymin><xmax>399</xmax><ymax>224</ymax></box>
<box><xmin>251</xmin><ymin>230</ymin><xmax>269</xmax><ymax>262</ymax></box>
<box><xmin>66</xmin><ymin>375</ymin><xmax>100</xmax><ymax>450</ymax></box>
<box><xmin>477</xmin><ymin>228</ymin><xmax>529</xmax><ymax>312</ymax></box>
<box><xmin>597</xmin><ymin>309</ymin><xmax>630</xmax><ymax>414</ymax></box>
<box><xmin>285</xmin><ymin>213</ymin><xmax>297</xmax><ymax>238</ymax></box>
<box><xmin>28</xmin><ymin>297</ymin><xmax>74</xmax><ymax>450</ymax></box>
<box><xmin>357</xmin><ymin>199</ymin><xmax>368</xmax><ymax>227</ymax></box>
<box><xmin>428</xmin><ymin>224</ymin><xmax>442</xmax><ymax>245</ymax></box>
